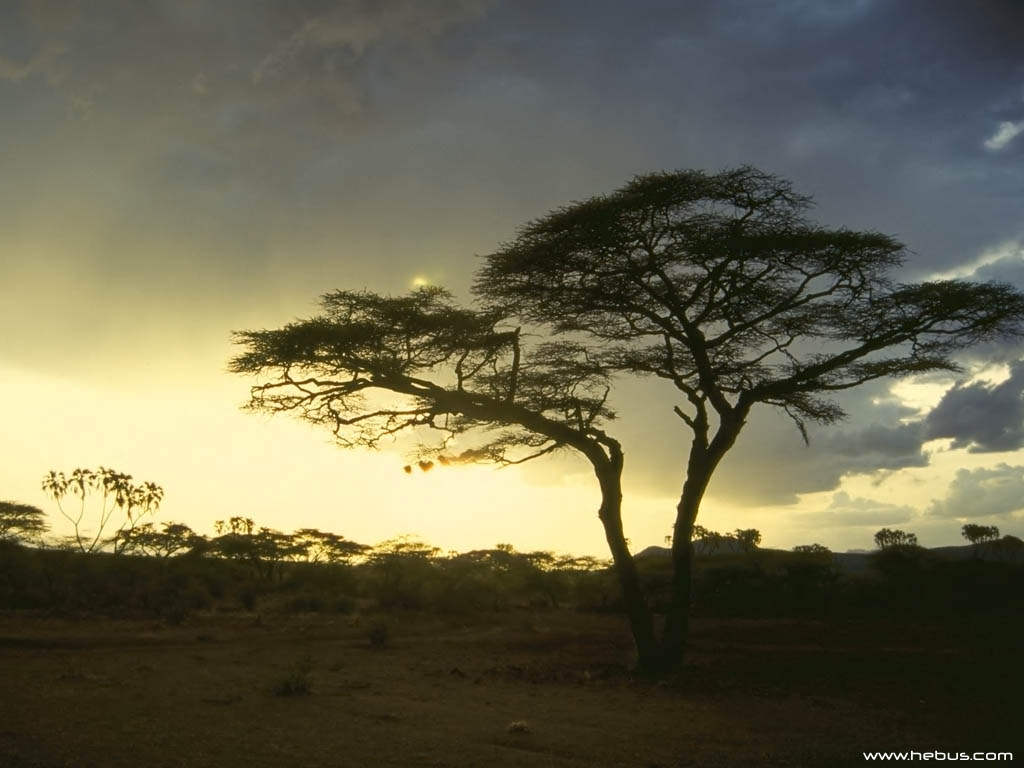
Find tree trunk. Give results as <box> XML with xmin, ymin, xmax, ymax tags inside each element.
<box><xmin>661</xmin><ymin>410</ymin><xmax>748</xmax><ymax>672</ymax></box>
<box><xmin>593</xmin><ymin>464</ymin><xmax>661</xmax><ymax>674</ymax></box>
<box><xmin>660</xmin><ymin>464</ymin><xmax>705</xmax><ymax>672</ymax></box>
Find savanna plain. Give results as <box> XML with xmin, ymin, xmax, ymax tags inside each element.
<box><xmin>1</xmin><ymin>551</ymin><xmax>1020</xmax><ymax>768</ymax></box>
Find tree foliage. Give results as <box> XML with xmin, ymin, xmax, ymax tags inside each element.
<box><xmin>874</xmin><ymin>528</ymin><xmax>920</xmax><ymax>549</ymax></box>
<box><xmin>961</xmin><ymin>524</ymin><xmax>1000</xmax><ymax>545</ymax></box>
<box><xmin>292</xmin><ymin>528</ymin><xmax>369</xmax><ymax>564</ymax></box>
<box><xmin>230</xmin><ymin>287</ymin><xmax>617</xmax><ymax>468</ymax></box>
<box><xmin>230</xmin><ymin>287</ymin><xmax>663</xmax><ymax>664</ymax></box>
<box><xmin>792</xmin><ymin>543</ymin><xmax>831</xmax><ymax>554</ymax></box>
<box><xmin>476</xmin><ymin>166</ymin><xmax>1024</xmax><ymax>668</ymax></box>
<box><xmin>232</xmin><ymin>167</ymin><xmax>1024</xmax><ymax>675</ymax></box>
<box><xmin>40</xmin><ymin>467</ymin><xmax>164</xmax><ymax>554</ymax></box>
<box><xmin>477</xmin><ymin>167</ymin><xmax>1024</xmax><ymax>438</ymax></box>
<box><xmin>0</xmin><ymin>501</ymin><xmax>48</xmax><ymax>543</ymax></box>
<box><xmin>118</xmin><ymin>522</ymin><xmax>203</xmax><ymax>558</ymax></box>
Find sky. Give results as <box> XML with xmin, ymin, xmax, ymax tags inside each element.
<box><xmin>2</xmin><ymin>0</ymin><xmax>1024</xmax><ymax>556</ymax></box>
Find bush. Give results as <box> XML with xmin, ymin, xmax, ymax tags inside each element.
<box><xmin>270</xmin><ymin>656</ymin><xmax>313</xmax><ymax>696</ymax></box>
<box><xmin>366</xmin><ymin>618</ymin><xmax>391</xmax><ymax>648</ymax></box>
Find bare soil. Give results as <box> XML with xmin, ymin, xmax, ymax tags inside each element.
<box><xmin>1</xmin><ymin>611</ymin><xmax>1018</xmax><ymax>767</ymax></box>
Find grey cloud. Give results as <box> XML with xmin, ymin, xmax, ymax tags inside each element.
<box><xmin>984</xmin><ymin>121</ymin><xmax>1024</xmax><ymax>151</ymax></box>
<box><xmin>803</xmin><ymin>491</ymin><xmax>915</xmax><ymax>527</ymax></box>
<box><xmin>3</xmin><ymin>0</ymin><xmax>1024</xmax><ymax>413</ymax></box>
<box><xmin>973</xmin><ymin>242</ymin><xmax>1024</xmax><ymax>287</ymax></box>
<box><xmin>928</xmin><ymin>464</ymin><xmax>1024</xmax><ymax>519</ymax></box>
<box><xmin>615</xmin><ymin>380</ymin><xmax>929</xmax><ymax>507</ymax></box>
<box><xmin>926</xmin><ymin>361</ymin><xmax>1024</xmax><ymax>452</ymax></box>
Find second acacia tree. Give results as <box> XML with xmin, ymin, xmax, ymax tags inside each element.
<box><xmin>476</xmin><ymin>166</ymin><xmax>1024</xmax><ymax>669</ymax></box>
<box><xmin>230</xmin><ymin>288</ymin><xmax>662</xmax><ymax>669</ymax></box>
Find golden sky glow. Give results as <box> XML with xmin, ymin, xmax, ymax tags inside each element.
<box><xmin>3</xmin><ymin>1</ymin><xmax>1024</xmax><ymax>554</ymax></box>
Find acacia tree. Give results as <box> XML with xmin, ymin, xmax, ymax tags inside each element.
<box><xmin>118</xmin><ymin>522</ymin><xmax>204</xmax><ymax>558</ymax></box>
<box><xmin>230</xmin><ymin>288</ymin><xmax>665</xmax><ymax>668</ymax></box>
<box><xmin>0</xmin><ymin>501</ymin><xmax>48</xmax><ymax>543</ymax></box>
<box><xmin>476</xmin><ymin>166</ymin><xmax>1024</xmax><ymax>669</ymax></box>
<box><xmin>292</xmin><ymin>528</ymin><xmax>369</xmax><ymax>564</ymax></box>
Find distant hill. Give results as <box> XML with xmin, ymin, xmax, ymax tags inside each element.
<box><xmin>634</xmin><ymin>537</ymin><xmax>752</xmax><ymax>560</ymax></box>
<box><xmin>634</xmin><ymin>537</ymin><xmax>1024</xmax><ymax>574</ymax></box>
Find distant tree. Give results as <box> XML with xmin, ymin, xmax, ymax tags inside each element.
<box><xmin>793</xmin><ymin>543</ymin><xmax>831</xmax><ymax>554</ymax></box>
<box><xmin>991</xmin><ymin>534</ymin><xmax>1024</xmax><ymax>562</ymax></box>
<box><xmin>690</xmin><ymin>525</ymin><xmax>761</xmax><ymax>554</ymax></box>
<box><xmin>961</xmin><ymin>523</ymin><xmax>1000</xmax><ymax>545</ymax></box>
<box><xmin>732</xmin><ymin>528</ymin><xmax>762</xmax><ymax>552</ymax></box>
<box><xmin>209</xmin><ymin>517</ymin><xmax>304</xmax><ymax>580</ymax></box>
<box><xmin>40</xmin><ymin>467</ymin><xmax>163</xmax><ymax>553</ymax></box>
<box><xmin>366</xmin><ymin>535</ymin><xmax>442</xmax><ymax>609</ymax></box>
<box><xmin>874</xmin><ymin>528</ymin><xmax>919</xmax><ymax>549</ymax></box>
<box><xmin>117</xmin><ymin>522</ymin><xmax>204</xmax><ymax>558</ymax></box>
<box><xmin>476</xmin><ymin>166</ymin><xmax>1024</xmax><ymax>669</ymax></box>
<box><xmin>292</xmin><ymin>528</ymin><xmax>369</xmax><ymax>564</ymax></box>
<box><xmin>692</xmin><ymin>524</ymin><xmax>728</xmax><ymax>555</ymax></box>
<box><xmin>0</xmin><ymin>500</ymin><xmax>48</xmax><ymax>543</ymax></box>
<box><xmin>215</xmin><ymin>516</ymin><xmax>255</xmax><ymax>536</ymax></box>
<box><xmin>368</xmin><ymin>535</ymin><xmax>441</xmax><ymax>563</ymax></box>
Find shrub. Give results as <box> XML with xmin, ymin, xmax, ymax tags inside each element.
<box><xmin>366</xmin><ymin>618</ymin><xmax>391</xmax><ymax>648</ymax></box>
<box><xmin>271</xmin><ymin>656</ymin><xmax>313</xmax><ymax>696</ymax></box>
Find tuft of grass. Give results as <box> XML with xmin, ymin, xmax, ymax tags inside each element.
<box><xmin>366</xmin><ymin>618</ymin><xmax>391</xmax><ymax>649</ymax></box>
<box><xmin>270</xmin><ymin>655</ymin><xmax>313</xmax><ymax>696</ymax></box>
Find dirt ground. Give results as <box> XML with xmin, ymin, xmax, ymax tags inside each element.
<box><xmin>0</xmin><ymin>610</ymin><xmax>1019</xmax><ymax>767</ymax></box>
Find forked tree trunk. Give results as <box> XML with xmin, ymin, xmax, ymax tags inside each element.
<box><xmin>660</xmin><ymin>413</ymin><xmax>748</xmax><ymax>673</ymax></box>
<box><xmin>661</xmin><ymin>479</ymin><xmax>703</xmax><ymax>672</ymax></box>
<box><xmin>593</xmin><ymin>464</ymin><xmax>662</xmax><ymax>674</ymax></box>
<box><xmin>591</xmin><ymin>407</ymin><xmax>747</xmax><ymax>676</ymax></box>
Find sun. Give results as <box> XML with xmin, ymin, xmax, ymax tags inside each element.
<box><xmin>410</xmin><ymin>276</ymin><xmax>431</xmax><ymax>288</ymax></box>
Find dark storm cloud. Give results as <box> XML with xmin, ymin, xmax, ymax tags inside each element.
<box><xmin>3</xmin><ymin>0</ymin><xmax>1020</xmax><ymax>266</ymax></box>
<box><xmin>926</xmin><ymin>361</ymin><xmax>1024</xmax><ymax>453</ymax></box>
<box><xmin>2</xmin><ymin>0</ymin><xmax>1022</xmax><ymax>399</ymax></box>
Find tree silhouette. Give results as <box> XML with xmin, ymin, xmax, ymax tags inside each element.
<box><xmin>732</xmin><ymin>528</ymin><xmax>762</xmax><ymax>552</ymax></box>
<box><xmin>41</xmin><ymin>467</ymin><xmax>163</xmax><ymax>553</ymax></box>
<box><xmin>210</xmin><ymin>517</ymin><xmax>306</xmax><ymax>580</ymax></box>
<box><xmin>229</xmin><ymin>288</ymin><xmax>667</xmax><ymax>666</ymax></box>
<box><xmin>476</xmin><ymin>166</ymin><xmax>1024</xmax><ymax>669</ymax></box>
<box><xmin>0</xmin><ymin>501</ymin><xmax>48</xmax><ymax>543</ymax></box>
<box><xmin>292</xmin><ymin>528</ymin><xmax>369</xmax><ymax>564</ymax></box>
<box><xmin>961</xmin><ymin>523</ymin><xmax>1000</xmax><ymax>545</ymax></box>
<box><xmin>117</xmin><ymin>521</ymin><xmax>204</xmax><ymax>558</ymax></box>
<box><xmin>874</xmin><ymin>528</ymin><xmax>919</xmax><ymax>549</ymax></box>
<box><xmin>793</xmin><ymin>543</ymin><xmax>830</xmax><ymax>554</ymax></box>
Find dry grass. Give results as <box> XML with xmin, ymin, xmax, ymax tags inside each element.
<box><xmin>0</xmin><ymin>610</ymin><xmax>1018</xmax><ymax>767</ymax></box>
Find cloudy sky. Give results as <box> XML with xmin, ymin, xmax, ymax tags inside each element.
<box><xmin>2</xmin><ymin>0</ymin><xmax>1023</xmax><ymax>555</ymax></box>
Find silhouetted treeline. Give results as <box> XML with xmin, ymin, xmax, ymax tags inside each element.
<box><xmin>2</xmin><ymin>532</ymin><xmax>1022</xmax><ymax>623</ymax></box>
<box><xmin>0</xmin><ymin>532</ymin><xmax>614</xmax><ymax>622</ymax></box>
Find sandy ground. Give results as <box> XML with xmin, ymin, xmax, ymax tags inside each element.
<box><xmin>1</xmin><ymin>611</ymin><xmax>1019</xmax><ymax>767</ymax></box>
